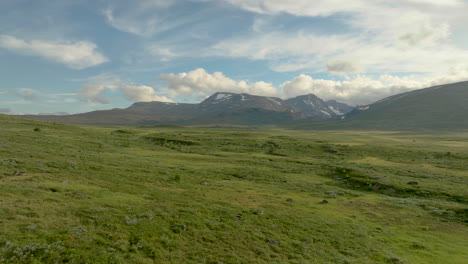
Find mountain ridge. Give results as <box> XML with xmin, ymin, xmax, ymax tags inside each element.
<box><xmin>292</xmin><ymin>80</ymin><xmax>468</xmax><ymax>130</ymax></box>
<box><xmin>20</xmin><ymin>80</ymin><xmax>468</xmax><ymax>130</ymax></box>
<box><xmin>23</xmin><ymin>92</ymin><xmax>352</xmax><ymax>126</ymax></box>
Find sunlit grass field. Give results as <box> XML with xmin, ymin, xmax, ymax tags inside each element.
<box><xmin>0</xmin><ymin>114</ymin><xmax>467</xmax><ymax>263</ymax></box>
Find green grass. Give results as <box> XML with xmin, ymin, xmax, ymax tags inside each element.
<box><xmin>0</xmin><ymin>114</ymin><xmax>467</xmax><ymax>263</ymax></box>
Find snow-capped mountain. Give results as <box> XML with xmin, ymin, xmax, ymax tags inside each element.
<box><xmin>200</xmin><ymin>92</ymin><xmax>291</xmax><ymax>113</ymax></box>
<box><xmin>285</xmin><ymin>94</ymin><xmax>337</xmax><ymax>120</ymax></box>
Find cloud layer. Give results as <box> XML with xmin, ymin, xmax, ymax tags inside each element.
<box><xmin>0</xmin><ymin>35</ymin><xmax>108</xmax><ymax>69</ymax></box>
<box><xmin>157</xmin><ymin>67</ymin><xmax>468</xmax><ymax>105</ymax></box>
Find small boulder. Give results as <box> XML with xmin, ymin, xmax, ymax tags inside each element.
<box><xmin>171</xmin><ymin>224</ymin><xmax>187</xmax><ymax>233</ymax></box>
<box><xmin>407</xmin><ymin>181</ymin><xmax>419</xmax><ymax>185</ymax></box>
<box><xmin>389</xmin><ymin>257</ymin><xmax>405</xmax><ymax>264</ymax></box>
<box><xmin>71</xmin><ymin>227</ymin><xmax>87</xmax><ymax>234</ymax></box>
<box><xmin>267</xmin><ymin>238</ymin><xmax>279</xmax><ymax>245</ymax></box>
<box><xmin>255</xmin><ymin>209</ymin><xmax>264</xmax><ymax>215</ymax></box>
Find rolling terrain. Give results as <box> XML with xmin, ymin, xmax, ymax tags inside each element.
<box><xmin>0</xmin><ymin>114</ymin><xmax>467</xmax><ymax>263</ymax></box>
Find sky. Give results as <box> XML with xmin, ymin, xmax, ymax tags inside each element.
<box><xmin>1</xmin><ymin>0</ymin><xmax>468</xmax><ymax>115</ymax></box>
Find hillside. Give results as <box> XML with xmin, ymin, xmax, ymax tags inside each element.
<box><xmin>344</xmin><ymin>81</ymin><xmax>468</xmax><ymax>129</ymax></box>
<box><xmin>1</xmin><ymin>115</ymin><xmax>467</xmax><ymax>263</ymax></box>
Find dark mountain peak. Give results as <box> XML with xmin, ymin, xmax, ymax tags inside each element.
<box><xmin>285</xmin><ymin>94</ymin><xmax>336</xmax><ymax>119</ymax></box>
<box><xmin>200</xmin><ymin>92</ymin><xmax>290</xmax><ymax>113</ymax></box>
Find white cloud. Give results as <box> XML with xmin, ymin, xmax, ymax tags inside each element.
<box><xmin>158</xmin><ymin>68</ymin><xmax>278</xmax><ymax>99</ymax></box>
<box><xmin>121</xmin><ymin>85</ymin><xmax>174</xmax><ymax>102</ymax></box>
<box><xmin>281</xmin><ymin>65</ymin><xmax>468</xmax><ymax>105</ymax></box>
<box><xmin>208</xmin><ymin>0</ymin><xmax>468</xmax><ymax>76</ymax></box>
<box><xmin>0</xmin><ymin>35</ymin><xmax>108</xmax><ymax>69</ymax></box>
<box><xmin>102</xmin><ymin>0</ymin><xmax>184</xmax><ymax>37</ymax></box>
<box><xmin>211</xmin><ymin>25</ymin><xmax>468</xmax><ymax>75</ymax></box>
<box><xmin>221</xmin><ymin>0</ymin><xmax>368</xmax><ymax>17</ymax></box>
<box><xmin>77</xmin><ymin>78</ymin><xmax>120</xmax><ymax>104</ymax></box>
<box><xmin>76</xmin><ymin>76</ymin><xmax>174</xmax><ymax>104</ymax></box>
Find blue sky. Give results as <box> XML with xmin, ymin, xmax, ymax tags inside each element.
<box><xmin>1</xmin><ymin>0</ymin><xmax>468</xmax><ymax>114</ymax></box>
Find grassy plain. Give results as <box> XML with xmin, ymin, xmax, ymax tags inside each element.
<box><xmin>0</xmin><ymin>114</ymin><xmax>467</xmax><ymax>263</ymax></box>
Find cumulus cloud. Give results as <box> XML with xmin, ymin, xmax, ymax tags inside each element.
<box><xmin>159</xmin><ymin>68</ymin><xmax>278</xmax><ymax>99</ymax></box>
<box><xmin>0</xmin><ymin>108</ymin><xmax>11</xmax><ymax>113</ymax></box>
<box><xmin>0</xmin><ymin>35</ymin><xmax>108</xmax><ymax>69</ymax></box>
<box><xmin>10</xmin><ymin>89</ymin><xmax>36</xmax><ymax>101</ymax></box>
<box><xmin>122</xmin><ymin>85</ymin><xmax>174</xmax><ymax>102</ymax></box>
<box><xmin>281</xmin><ymin>65</ymin><xmax>468</xmax><ymax>105</ymax></box>
<box><xmin>77</xmin><ymin>79</ymin><xmax>120</xmax><ymax>104</ymax></box>
<box><xmin>76</xmin><ymin>76</ymin><xmax>175</xmax><ymax>104</ymax></box>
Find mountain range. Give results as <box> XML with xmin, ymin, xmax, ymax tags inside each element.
<box><xmin>22</xmin><ymin>81</ymin><xmax>468</xmax><ymax>130</ymax></box>
<box><xmin>24</xmin><ymin>92</ymin><xmax>352</xmax><ymax>126</ymax></box>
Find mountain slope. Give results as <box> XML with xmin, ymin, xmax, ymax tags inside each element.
<box><xmin>325</xmin><ymin>100</ymin><xmax>354</xmax><ymax>116</ymax></box>
<box><xmin>286</xmin><ymin>94</ymin><xmax>337</xmax><ymax>120</ymax></box>
<box><xmin>344</xmin><ymin>81</ymin><xmax>468</xmax><ymax>129</ymax></box>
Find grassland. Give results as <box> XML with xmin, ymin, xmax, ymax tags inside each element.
<box><xmin>0</xmin><ymin>114</ymin><xmax>467</xmax><ymax>263</ymax></box>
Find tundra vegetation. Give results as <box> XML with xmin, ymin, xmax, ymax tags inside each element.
<box><xmin>0</xmin><ymin>114</ymin><xmax>467</xmax><ymax>263</ymax></box>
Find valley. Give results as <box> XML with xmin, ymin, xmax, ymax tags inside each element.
<box><xmin>0</xmin><ymin>115</ymin><xmax>467</xmax><ymax>263</ymax></box>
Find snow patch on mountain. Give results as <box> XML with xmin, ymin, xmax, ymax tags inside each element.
<box><xmin>215</xmin><ymin>93</ymin><xmax>231</xmax><ymax>100</ymax></box>
<box><xmin>328</xmin><ymin>106</ymin><xmax>344</xmax><ymax>115</ymax></box>
<box><xmin>268</xmin><ymin>97</ymin><xmax>282</xmax><ymax>106</ymax></box>
<box><xmin>358</xmin><ymin>106</ymin><xmax>370</xmax><ymax>110</ymax></box>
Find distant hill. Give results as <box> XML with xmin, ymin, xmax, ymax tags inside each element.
<box><xmin>292</xmin><ymin>81</ymin><xmax>468</xmax><ymax>130</ymax></box>
<box><xmin>24</xmin><ymin>92</ymin><xmax>351</xmax><ymax>126</ymax></box>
